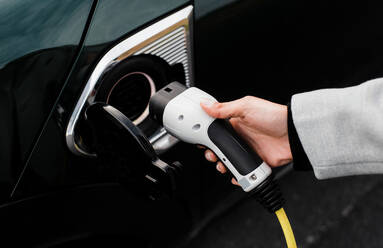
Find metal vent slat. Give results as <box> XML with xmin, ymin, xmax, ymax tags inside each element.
<box><xmin>165</xmin><ymin>52</ymin><xmax>187</xmax><ymax>65</ymax></box>
<box><xmin>135</xmin><ymin>28</ymin><xmax>184</xmax><ymax>55</ymax></box>
<box><xmin>159</xmin><ymin>45</ymin><xmax>187</xmax><ymax>62</ymax></box>
<box><xmin>136</xmin><ymin>28</ymin><xmax>184</xmax><ymax>54</ymax></box>
<box><xmin>168</xmin><ymin>53</ymin><xmax>188</xmax><ymax>65</ymax></box>
<box><xmin>151</xmin><ymin>39</ymin><xmax>186</xmax><ymax>58</ymax></box>
<box><xmin>139</xmin><ymin>37</ymin><xmax>184</xmax><ymax>56</ymax></box>
<box><xmin>134</xmin><ymin>26</ymin><xmax>190</xmax><ymax>85</ymax></box>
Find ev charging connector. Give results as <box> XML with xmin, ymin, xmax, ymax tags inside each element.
<box><xmin>149</xmin><ymin>82</ymin><xmax>283</xmax><ymax>209</ymax></box>
<box><xmin>149</xmin><ymin>82</ymin><xmax>296</xmax><ymax>247</ymax></box>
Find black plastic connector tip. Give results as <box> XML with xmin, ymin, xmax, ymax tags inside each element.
<box><xmin>149</xmin><ymin>81</ymin><xmax>187</xmax><ymax>125</ymax></box>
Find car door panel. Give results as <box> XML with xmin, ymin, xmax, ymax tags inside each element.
<box><xmin>8</xmin><ymin>3</ymin><xmax>201</xmax><ymax>247</ymax></box>
<box><xmin>0</xmin><ymin>0</ymin><xmax>94</xmax><ymax>201</ymax></box>
<box><xmin>11</xmin><ymin>1</ymin><xmax>194</xmax><ymax>199</ymax></box>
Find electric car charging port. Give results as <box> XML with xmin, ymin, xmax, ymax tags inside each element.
<box><xmin>71</xmin><ymin>55</ymin><xmax>188</xmax><ymax>198</ymax></box>
<box><xmin>75</xmin><ymin>54</ymin><xmax>187</xmax><ymax>155</ymax></box>
<box><xmin>105</xmin><ymin>72</ymin><xmax>155</xmax><ymax>125</ymax></box>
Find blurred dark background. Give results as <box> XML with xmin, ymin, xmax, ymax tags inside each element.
<box><xmin>187</xmin><ymin>172</ymin><xmax>383</xmax><ymax>247</ymax></box>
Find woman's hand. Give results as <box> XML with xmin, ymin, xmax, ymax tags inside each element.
<box><xmin>200</xmin><ymin>96</ymin><xmax>292</xmax><ymax>185</ymax></box>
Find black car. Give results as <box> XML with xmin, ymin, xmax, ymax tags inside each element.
<box><xmin>1</xmin><ymin>0</ymin><xmax>383</xmax><ymax>246</ymax></box>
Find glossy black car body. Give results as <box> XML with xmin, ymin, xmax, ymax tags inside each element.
<box><xmin>1</xmin><ymin>0</ymin><xmax>383</xmax><ymax>246</ymax></box>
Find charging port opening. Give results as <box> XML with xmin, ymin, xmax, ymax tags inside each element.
<box><xmin>75</xmin><ymin>54</ymin><xmax>186</xmax><ymax>154</ymax></box>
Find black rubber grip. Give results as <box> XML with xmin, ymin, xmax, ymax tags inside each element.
<box><xmin>207</xmin><ymin>119</ymin><xmax>263</xmax><ymax>175</ymax></box>
<box><xmin>252</xmin><ymin>174</ymin><xmax>285</xmax><ymax>212</ymax></box>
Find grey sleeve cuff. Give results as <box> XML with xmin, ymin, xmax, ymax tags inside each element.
<box><xmin>291</xmin><ymin>78</ymin><xmax>383</xmax><ymax>180</ymax></box>
<box><xmin>287</xmin><ymin>102</ymin><xmax>312</xmax><ymax>171</ymax></box>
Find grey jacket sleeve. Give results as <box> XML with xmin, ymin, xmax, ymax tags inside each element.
<box><xmin>291</xmin><ymin>78</ymin><xmax>383</xmax><ymax>179</ymax></box>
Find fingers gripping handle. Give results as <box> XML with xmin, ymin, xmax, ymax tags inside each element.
<box><xmin>150</xmin><ymin>83</ymin><xmax>272</xmax><ymax>192</ymax></box>
<box><xmin>207</xmin><ymin>119</ymin><xmax>272</xmax><ymax>192</ymax></box>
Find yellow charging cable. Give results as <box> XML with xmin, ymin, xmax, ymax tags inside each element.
<box><xmin>275</xmin><ymin>208</ymin><xmax>297</xmax><ymax>248</ymax></box>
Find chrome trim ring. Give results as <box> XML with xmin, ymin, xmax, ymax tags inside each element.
<box><xmin>105</xmin><ymin>71</ymin><xmax>156</xmax><ymax>126</ymax></box>
<box><xmin>66</xmin><ymin>5</ymin><xmax>194</xmax><ymax>156</ymax></box>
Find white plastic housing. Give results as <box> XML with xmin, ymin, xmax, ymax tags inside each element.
<box><xmin>162</xmin><ymin>87</ymin><xmax>272</xmax><ymax>192</ymax></box>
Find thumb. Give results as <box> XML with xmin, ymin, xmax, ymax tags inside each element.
<box><xmin>200</xmin><ymin>98</ymin><xmax>244</xmax><ymax>119</ymax></box>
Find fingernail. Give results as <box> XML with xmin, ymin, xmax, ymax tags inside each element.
<box><xmin>205</xmin><ymin>151</ymin><xmax>213</xmax><ymax>161</ymax></box>
<box><xmin>216</xmin><ymin>164</ymin><xmax>222</xmax><ymax>172</ymax></box>
<box><xmin>200</xmin><ymin>98</ymin><xmax>216</xmax><ymax>107</ymax></box>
